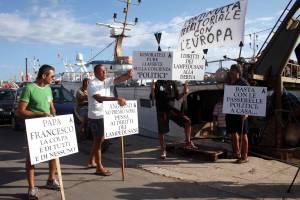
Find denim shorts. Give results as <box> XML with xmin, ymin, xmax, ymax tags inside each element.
<box><xmin>79</xmin><ymin>106</ymin><xmax>88</xmax><ymax>118</ymax></box>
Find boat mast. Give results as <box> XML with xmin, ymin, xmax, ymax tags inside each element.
<box><xmin>112</xmin><ymin>0</ymin><xmax>140</xmax><ymax>63</ymax></box>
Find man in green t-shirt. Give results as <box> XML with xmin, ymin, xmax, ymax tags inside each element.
<box><xmin>18</xmin><ymin>64</ymin><xmax>60</xmax><ymax>200</ymax></box>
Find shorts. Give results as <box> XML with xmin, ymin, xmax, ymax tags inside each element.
<box><xmin>79</xmin><ymin>106</ymin><xmax>88</xmax><ymax>118</ymax></box>
<box><xmin>89</xmin><ymin>118</ymin><xmax>104</xmax><ymax>138</ymax></box>
<box><xmin>225</xmin><ymin>114</ymin><xmax>248</xmax><ymax>134</ymax></box>
<box><xmin>156</xmin><ymin>107</ymin><xmax>190</xmax><ymax>134</ymax></box>
<box><xmin>217</xmin><ymin>127</ymin><xmax>227</xmax><ymax>137</ymax></box>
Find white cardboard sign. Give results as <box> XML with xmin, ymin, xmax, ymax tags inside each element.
<box><xmin>133</xmin><ymin>51</ymin><xmax>173</xmax><ymax>80</ymax></box>
<box><xmin>103</xmin><ymin>100</ymin><xmax>139</xmax><ymax>139</ymax></box>
<box><xmin>178</xmin><ymin>0</ymin><xmax>248</xmax><ymax>52</ymax></box>
<box><xmin>25</xmin><ymin>114</ymin><xmax>78</xmax><ymax>165</ymax></box>
<box><xmin>222</xmin><ymin>85</ymin><xmax>267</xmax><ymax>116</ymax></box>
<box><xmin>133</xmin><ymin>51</ymin><xmax>205</xmax><ymax>81</ymax></box>
<box><xmin>172</xmin><ymin>51</ymin><xmax>205</xmax><ymax>81</ymax></box>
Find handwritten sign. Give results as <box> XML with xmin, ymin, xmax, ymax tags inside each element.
<box><xmin>172</xmin><ymin>51</ymin><xmax>205</xmax><ymax>81</ymax></box>
<box><xmin>179</xmin><ymin>0</ymin><xmax>248</xmax><ymax>52</ymax></box>
<box><xmin>133</xmin><ymin>51</ymin><xmax>173</xmax><ymax>80</ymax></box>
<box><xmin>133</xmin><ymin>51</ymin><xmax>205</xmax><ymax>81</ymax></box>
<box><xmin>103</xmin><ymin>100</ymin><xmax>139</xmax><ymax>139</ymax></box>
<box><xmin>25</xmin><ymin>114</ymin><xmax>78</xmax><ymax>165</ymax></box>
<box><xmin>223</xmin><ymin>85</ymin><xmax>267</xmax><ymax>116</ymax></box>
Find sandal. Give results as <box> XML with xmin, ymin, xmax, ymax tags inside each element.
<box><xmin>160</xmin><ymin>151</ymin><xmax>167</xmax><ymax>159</ymax></box>
<box><xmin>235</xmin><ymin>158</ymin><xmax>249</xmax><ymax>164</ymax></box>
<box><xmin>233</xmin><ymin>153</ymin><xmax>241</xmax><ymax>159</ymax></box>
<box><xmin>184</xmin><ymin>142</ymin><xmax>198</xmax><ymax>150</ymax></box>
<box><xmin>95</xmin><ymin>169</ymin><xmax>112</xmax><ymax>176</ymax></box>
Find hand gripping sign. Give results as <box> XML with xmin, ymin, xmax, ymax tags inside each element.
<box><xmin>103</xmin><ymin>100</ymin><xmax>139</xmax><ymax>139</ymax></box>
<box><xmin>25</xmin><ymin>114</ymin><xmax>78</xmax><ymax>200</ymax></box>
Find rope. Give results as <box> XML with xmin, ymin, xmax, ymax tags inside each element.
<box><xmin>87</xmin><ymin>41</ymin><xmax>115</xmax><ymax>63</ymax></box>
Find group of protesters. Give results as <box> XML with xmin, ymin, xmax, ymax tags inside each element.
<box><xmin>18</xmin><ymin>63</ymin><xmax>249</xmax><ymax>199</ymax></box>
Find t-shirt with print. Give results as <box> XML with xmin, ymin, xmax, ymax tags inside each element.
<box><xmin>20</xmin><ymin>83</ymin><xmax>53</xmax><ymax>114</ymax></box>
<box><xmin>88</xmin><ymin>77</ymin><xmax>114</xmax><ymax>119</ymax></box>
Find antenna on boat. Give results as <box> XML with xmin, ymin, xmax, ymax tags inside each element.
<box><xmin>96</xmin><ymin>0</ymin><xmax>141</xmax><ymax>63</ymax></box>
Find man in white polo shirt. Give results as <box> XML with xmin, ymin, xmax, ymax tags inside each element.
<box><xmin>87</xmin><ymin>64</ymin><xmax>133</xmax><ymax>176</ymax></box>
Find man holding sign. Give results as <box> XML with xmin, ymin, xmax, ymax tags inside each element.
<box><xmin>225</xmin><ymin>64</ymin><xmax>250</xmax><ymax>163</ymax></box>
<box><xmin>18</xmin><ymin>65</ymin><xmax>60</xmax><ymax>200</ymax></box>
<box><xmin>87</xmin><ymin>64</ymin><xmax>133</xmax><ymax>176</ymax></box>
<box><xmin>151</xmin><ymin>80</ymin><xmax>196</xmax><ymax>159</ymax></box>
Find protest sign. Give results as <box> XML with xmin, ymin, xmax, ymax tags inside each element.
<box><xmin>172</xmin><ymin>51</ymin><xmax>205</xmax><ymax>81</ymax></box>
<box><xmin>103</xmin><ymin>100</ymin><xmax>139</xmax><ymax>139</ymax></box>
<box><xmin>178</xmin><ymin>0</ymin><xmax>248</xmax><ymax>52</ymax></box>
<box><xmin>223</xmin><ymin>85</ymin><xmax>267</xmax><ymax>116</ymax></box>
<box><xmin>25</xmin><ymin>114</ymin><xmax>78</xmax><ymax>165</ymax></box>
<box><xmin>133</xmin><ymin>51</ymin><xmax>173</xmax><ymax>80</ymax></box>
<box><xmin>133</xmin><ymin>51</ymin><xmax>205</xmax><ymax>81</ymax></box>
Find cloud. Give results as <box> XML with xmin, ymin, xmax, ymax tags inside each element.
<box><xmin>0</xmin><ymin>5</ymin><xmax>278</xmax><ymax>68</ymax></box>
<box><xmin>246</xmin><ymin>16</ymin><xmax>275</xmax><ymax>26</ymax></box>
<box><xmin>0</xmin><ymin>7</ymin><xmax>112</xmax><ymax>48</ymax></box>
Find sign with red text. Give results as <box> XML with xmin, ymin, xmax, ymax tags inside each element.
<box><xmin>25</xmin><ymin>114</ymin><xmax>78</xmax><ymax>165</ymax></box>
<box><xmin>179</xmin><ymin>0</ymin><xmax>248</xmax><ymax>52</ymax></box>
<box><xmin>222</xmin><ymin>85</ymin><xmax>267</xmax><ymax>116</ymax></box>
<box><xmin>103</xmin><ymin>100</ymin><xmax>139</xmax><ymax>139</ymax></box>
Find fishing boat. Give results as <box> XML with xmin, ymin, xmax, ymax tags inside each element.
<box><xmin>61</xmin><ymin>0</ymin><xmax>300</xmax><ymax>161</ymax></box>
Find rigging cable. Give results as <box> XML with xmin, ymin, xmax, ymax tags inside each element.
<box><xmin>87</xmin><ymin>41</ymin><xmax>115</xmax><ymax>62</ymax></box>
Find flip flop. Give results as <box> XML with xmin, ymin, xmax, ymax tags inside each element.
<box><xmin>235</xmin><ymin>158</ymin><xmax>249</xmax><ymax>164</ymax></box>
<box><xmin>233</xmin><ymin>154</ymin><xmax>241</xmax><ymax>159</ymax></box>
<box><xmin>159</xmin><ymin>150</ymin><xmax>167</xmax><ymax>159</ymax></box>
<box><xmin>160</xmin><ymin>153</ymin><xmax>166</xmax><ymax>159</ymax></box>
<box><xmin>184</xmin><ymin>143</ymin><xmax>198</xmax><ymax>150</ymax></box>
<box><xmin>95</xmin><ymin>169</ymin><xmax>112</xmax><ymax>176</ymax></box>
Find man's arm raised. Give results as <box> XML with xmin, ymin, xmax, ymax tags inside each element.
<box><xmin>113</xmin><ymin>69</ymin><xmax>133</xmax><ymax>84</ymax></box>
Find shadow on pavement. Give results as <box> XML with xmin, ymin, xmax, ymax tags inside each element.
<box><xmin>115</xmin><ymin>181</ymin><xmax>300</xmax><ymax>200</ymax></box>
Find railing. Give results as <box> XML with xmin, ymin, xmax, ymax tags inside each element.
<box><xmin>282</xmin><ymin>61</ymin><xmax>300</xmax><ymax>79</ymax></box>
<box><xmin>61</xmin><ymin>72</ymin><xmax>94</xmax><ymax>82</ymax></box>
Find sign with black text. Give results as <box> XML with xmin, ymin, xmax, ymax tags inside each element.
<box><xmin>172</xmin><ymin>51</ymin><xmax>205</xmax><ymax>81</ymax></box>
<box><xmin>133</xmin><ymin>51</ymin><xmax>173</xmax><ymax>80</ymax></box>
<box><xmin>25</xmin><ymin>114</ymin><xmax>78</xmax><ymax>165</ymax></box>
<box><xmin>223</xmin><ymin>85</ymin><xmax>267</xmax><ymax>116</ymax></box>
<box><xmin>103</xmin><ymin>100</ymin><xmax>139</xmax><ymax>139</ymax></box>
<box><xmin>179</xmin><ymin>0</ymin><xmax>247</xmax><ymax>52</ymax></box>
<box><xmin>133</xmin><ymin>51</ymin><xmax>205</xmax><ymax>81</ymax></box>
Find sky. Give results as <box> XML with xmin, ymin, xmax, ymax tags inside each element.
<box><xmin>0</xmin><ymin>0</ymin><xmax>295</xmax><ymax>81</ymax></box>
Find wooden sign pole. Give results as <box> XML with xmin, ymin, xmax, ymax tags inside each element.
<box><xmin>120</xmin><ymin>136</ymin><xmax>125</xmax><ymax>181</ymax></box>
<box><xmin>55</xmin><ymin>158</ymin><xmax>66</xmax><ymax>200</ymax></box>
